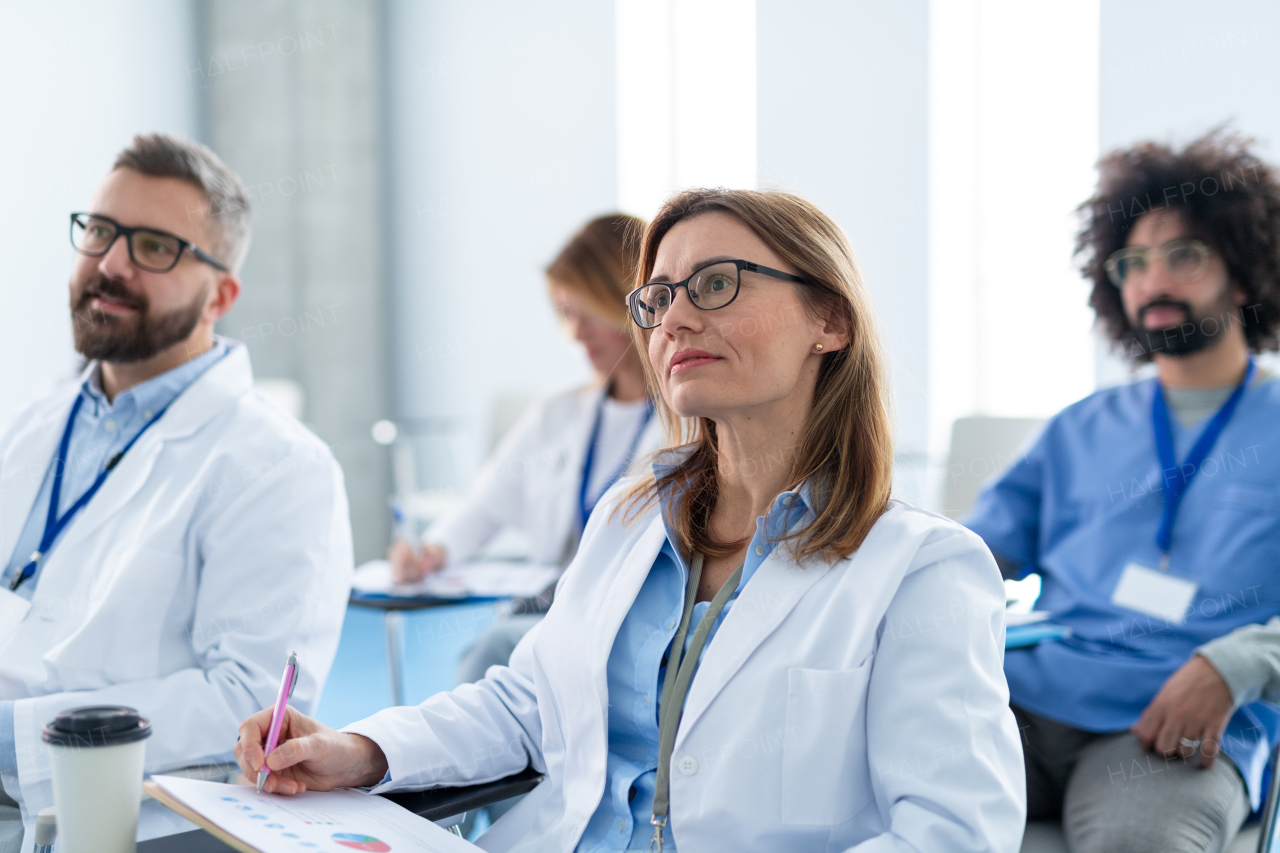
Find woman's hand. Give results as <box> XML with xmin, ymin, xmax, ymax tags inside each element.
<box><xmin>234</xmin><ymin>706</ymin><xmax>389</xmax><ymax>794</ymax></box>
<box><xmin>388</xmin><ymin>540</ymin><xmax>446</xmax><ymax>584</ymax></box>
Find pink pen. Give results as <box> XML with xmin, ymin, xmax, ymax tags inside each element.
<box><xmin>257</xmin><ymin>651</ymin><xmax>299</xmax><ymax>792</ymax></box>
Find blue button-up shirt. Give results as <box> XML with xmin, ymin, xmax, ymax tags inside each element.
<box><xmin>0</xmin><ymin>342</ymin><xmax>229</xmax><ymax>599</ymax></box>
<box><xmin>964</xmin><ymin>374</ymin><xmax>1280</xmax><ymax>809</ymax></box>
<box><xmin>0</xmin><ymin>343</ymin><xmax>228</xmax><ymax>773</ymax></box>
<box><xmin>575</xmin><ymin>483</ymin><xmax>811</xmax><ymax>853</ymax></box>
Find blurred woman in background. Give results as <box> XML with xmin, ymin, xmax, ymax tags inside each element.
<box><xmin>387</xmin><ymin>213</ymin><xmax>661</xmax><ymax>683</ymax></box>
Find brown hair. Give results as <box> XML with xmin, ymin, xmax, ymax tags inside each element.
<box><xmin>545</xmin><ymin>213</ymin><xmax>646</xmax><ymax>327</ymax></box>
<box><xmin>620</xmin><ymin>188</ymin><xmax>893</xmax><ymax>563</ymax></box>
<box><xmin>1076</xmin><ymin>127</ymin><xmax>1280</xmax><ymax>361</ymax></box>
<box><xmin>113</xmin><ymin>133</ymin><xmax>252</xmax><ymax>273</ymax></box>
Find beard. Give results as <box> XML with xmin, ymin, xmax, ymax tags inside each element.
<box><xmin>1124</xmin><ymin>290</ymin><xmax>1241</xmax><ymax>358</ymax></box>
<box><xmin>69</xmin><ymin>273</ymin><xmax>207</xmax><ymax>363</ymax></box>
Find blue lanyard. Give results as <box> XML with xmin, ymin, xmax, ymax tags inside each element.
<box><xmin>578</xmin><ymin>392</ymin><xmax>655</xmax><ymax>528</ymax></box>
<box><xmin>1151</xmin><ymin>359</ymin><xmax>1255</xmax><ymax>567</ymax></box>
<box><xmin>9</xmin><ymin>393</ymin><xmax>171</xmax><ymax>592</ymax></box>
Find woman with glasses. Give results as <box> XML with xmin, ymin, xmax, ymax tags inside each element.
<box><xmin>235</xmin><ymin>189</ymin><xmax>1026</xmax><ymax>853</ymax></box>
<box><xmin>388</xmin><ymin>213</ymin><xmax>662</xmax><ymax>684</ymax></box>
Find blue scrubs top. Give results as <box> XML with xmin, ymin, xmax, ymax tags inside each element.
<box><xmin>964</xmin><ymin>373</ymin><xmax>1280</xmax><ymax>808</ymax></box>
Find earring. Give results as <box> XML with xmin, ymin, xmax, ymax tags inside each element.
<box><xmin>814</xmin><ymin>343</ymin><xmax>824</xmax><ymax>352</ymax></box>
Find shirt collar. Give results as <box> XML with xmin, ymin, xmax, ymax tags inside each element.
<box><xmin>764</xmin><ymin>481</ymin><xmax>814</xmax><ymax>539</ymax></box>
<box><xmin>651</xmin><ymin>444</ymin><xmax>816</xmax><ymax>563</ymax></box>
<box><xmin>80</xmin><ymin>341</ymin><xmax>229</xmax><ymax>417</ymax></box>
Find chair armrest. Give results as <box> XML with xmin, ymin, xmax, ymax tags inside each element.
<box><xmin>1260</xmin><ymin>746</ymin><xmax>1280</xmax><ymax>853</ymax></box>
<box><xmin>380</xmin><ymin>765</ymin><xmax>544</xmax><ymax>822</ymax></box>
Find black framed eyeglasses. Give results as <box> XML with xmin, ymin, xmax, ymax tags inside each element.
<box><xmin>69</xmin><ymin>212</ymin><xmax>228</xmax><ymax>273</ymax></box>
<box><xmin>627</xmin><ymin>259</ymin><xmax>814</xmax><ymax>329</ymax></box>
<box><xmin>1104</xmin><ymin>239</ymin><xmax>1211</xmax><ymax>288</ymax></box>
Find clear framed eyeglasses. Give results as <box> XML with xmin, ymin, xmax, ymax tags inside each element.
<box><xmin>1104</xmin><ymin>239</ymin><xmax>1212</xmax><ymax>288</ymax></box>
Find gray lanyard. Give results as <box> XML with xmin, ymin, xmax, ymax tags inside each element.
<box><xmin>651</xmin><ymin>552</ymin><xmax>744</xmax><ymax>853</ymax></box>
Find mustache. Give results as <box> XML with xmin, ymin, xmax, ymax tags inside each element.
<box><xmin>1136</xmin><ymin>298</ymin><xmax>1191</xmax><ymax>327</ymax></box>
<box><xmin>74</xmin><ymin>275</ymin><xmax>147</xmax><ymax>313</ymax></box>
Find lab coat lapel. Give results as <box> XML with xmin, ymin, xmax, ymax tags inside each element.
<box><xmin>38</xmin><ymin>434</ymin><xmax>164</xmax><ymax>588</ymax></box>
<box><xmin>567</xmin><ymin>386</ymin><xmax>605</xmax><ymax>480</ymax></box>
<box><xmin>0</xmin><ymin>388</ymin><xmax>79</xmax><ymax>568</ymax></box>
<box><xmin>590</xmin><ymin>514</ymin><xmax>667</xmax><ymax>658</ymax></box>
<box><xmin>552</xmin><ymin>386</ymin><xmax>603</xmax><ymax>564</ymax></box>
<box><xmin>676</xmin><ymin>543</ymin><xmax>836</xmax><ymax>744</ymax></box>
<box><xmin>554</xmin><ymin>511</ymin><xmax>664</xmax><ymax>820</ymax></box>
<box><xmin>42</xmin><ymin>344</ymin><xmax>253</xmax><ymax>569</ymax></box>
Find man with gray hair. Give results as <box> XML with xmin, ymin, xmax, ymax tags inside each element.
<box><xmin>0</xmin><ymin>133</ymin><xmax>352</xmax><ymax>849</ymax></box>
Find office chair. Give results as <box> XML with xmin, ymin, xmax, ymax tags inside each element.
<box><xmin>941</xmin><ymin>415</ymin><xmax>1045</xmax><ymax>519</ymax></box>
<box><xmin>383</xmin><ymin>765</ymin><xmax>544</xmax><ymax>827</ymax></box>
<box><xmin>1260</xmin><ymin>745</ymin><xmax>1280</xmax><ymax>852</ymax></box>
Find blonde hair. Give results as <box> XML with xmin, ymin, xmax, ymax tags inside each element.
<box><xmin>545</xmin><ymin>213</ymin><xmax>645</xmax><ymax>327</ymax></box>
<box><xmin>621</xmin><ymin>188</ymin><xmax>893</xmax><ymax>563</ymax></box>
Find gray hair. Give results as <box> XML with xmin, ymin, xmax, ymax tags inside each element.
<box><xmin>112</xmin><ymin>133</ymin><xmax>252</xmax><ymax>273</ymax></box>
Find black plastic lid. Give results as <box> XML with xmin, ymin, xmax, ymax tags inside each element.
<box><xmin>42</xmin><ymin>706</ymin><xmax>152</xmax><ymax>747</ymax></box>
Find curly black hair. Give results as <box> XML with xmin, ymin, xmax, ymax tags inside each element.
<box><xmin>1075</xmin><ymin>128</ymin><xmax>1280</xmax><ymax>361</ymax></box>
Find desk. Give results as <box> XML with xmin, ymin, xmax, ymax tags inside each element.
<box><xmin>137</xmin><ymin>767</ymin><xmax>544</xmax><ymax>852</ymax></box>
<box><xmin>347</xmin><ymin>592</ymin><xmax>500</xmax><ymax>706</ymax></box>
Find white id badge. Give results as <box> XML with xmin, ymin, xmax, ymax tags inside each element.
<box><xmin>0</xmin><ymin>587</ymin><xmax>32</xmax><ymax>652</ymax></box>
<box><xmin>1111</xmin><ymin>562</ymin><xmax>1198</xmax><ymax>624</ymax></box>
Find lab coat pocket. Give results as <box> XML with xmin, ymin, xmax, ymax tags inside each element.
<box><xmin>781</xmin><ymin>661</ymin><xmax>874</xmax><ymax>825</ymax></box>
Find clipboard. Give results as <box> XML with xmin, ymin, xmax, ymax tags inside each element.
<box><xmin>143</xmin><ymin>781</ymin><xmax>260</xmax><ymax>853</ymax></box>
<box><xmin>145</xmin><ymin>775</ymin><xmax>478</xmax><ymax>852</ymax></box>
<box><xmin>350</xmin><ymin>559</ymin><xmax>559</xmax><ymax>602</ymax></box>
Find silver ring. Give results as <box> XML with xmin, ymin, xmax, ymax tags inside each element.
<box><xmin>1178</xmin><ymin>737</ymin><xmax>1201</xmax><ymax>749</ymax></box>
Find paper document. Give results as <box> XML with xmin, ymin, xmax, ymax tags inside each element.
<box><xmin>148</xmin><ymin>775</ymin><xmax>476</xmax><ymax>853</ymax></box>
<box><xmin>353</xmin><ymin>559</ymin><xmax>559</xmax><ymax>599</ymax></box>
<box><xmin>1005</xmin><ymin>610</ymin><xmax>1052</xmax><ymax>627</ymax></box>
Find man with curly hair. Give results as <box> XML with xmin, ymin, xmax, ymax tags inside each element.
<box><xmin>965</xmin><ymin>129</ymin><xmax>1280</xmax><ymax>852</ymax></box>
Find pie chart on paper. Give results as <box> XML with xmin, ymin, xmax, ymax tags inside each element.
<box><xmin>331</xmin><ymin>833</ymin><xmax>391</xmax><ymax>852</ymax></box>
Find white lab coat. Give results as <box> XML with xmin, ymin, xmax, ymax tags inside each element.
<box><xmin>427</xmin><ymin>384</ymin><xmax>663</xmax><ymax>568</ymax></box>
<box><xmin>0</xmin><ymin>340</ymin><xmax>353</xmax><ymax>846</ymax></box>
<box><xmin>348</xmin><ymin>453</ymin><xmax>1027</xmax><ymax>853</ymax></box>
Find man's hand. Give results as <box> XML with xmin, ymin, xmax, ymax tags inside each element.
<box><xmin>234</xmin><ymin>706</ymin><xmax>389</xmax><ymax>794</ymax></box>
<box><xmin>388</xmin><ymin>539</ymin><xmax>445</xmax><ymax>585</ymax></box>
<box><xmin>1132</xmin><ymin>654</ymin><xmax>1234</xmax><ymax>768</ymax></box>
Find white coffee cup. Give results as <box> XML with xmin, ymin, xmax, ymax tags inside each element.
<box><xmin>43</xmin><ymin>705</ymin><xmax>151</xmax><ymax>853</ymax></box>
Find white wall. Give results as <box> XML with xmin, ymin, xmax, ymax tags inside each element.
<box><xmin>386</xmin><ymin>1</ymin><xmax>617</xmax><ymax>488</ymax></box>
<box><xmin>756</xmin><ymin>0</ymin><xmax>932</xmax><ymax>501</ymax></box>
<box><xmin>1096</xmin><ymin>0</ymin><xmax>1280</xmax><ymax>386</ymax></box>
<box><xmin>616</xmin><ymin>0</ymin><xmax>757</xmax><ymax>220</ymax></box>
<box><xmin>0</xmin><ymin>0</ymin><xmax>197</xmax><ymax>427</ymax></box>
<box><xmin>1099</xmin><ymin>0</ymin><xmax>1280</xmax><ymax>163</ymax></box>
<box><xmin>14</xmin><ymin>1</ymin><xmax>1275</xmax><ymax>505</ymax></box>
<box><xmin>928</xmin><ymin>0</ymin><xmax>1099</xmax><ymax>504</ymax></box>
<box><xmin>202</xmin><ymin>1</ymin><xmax>393</xmax><ymax>562</ymax></box>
